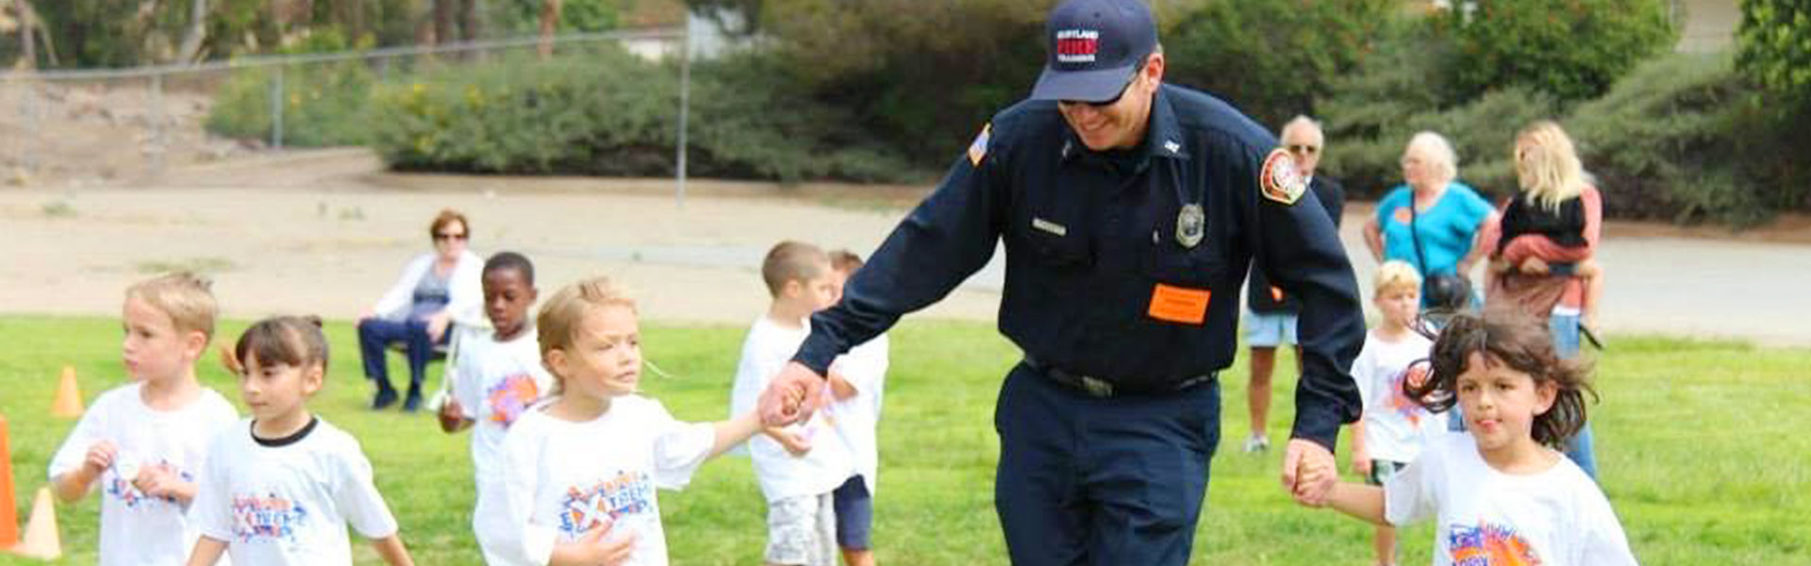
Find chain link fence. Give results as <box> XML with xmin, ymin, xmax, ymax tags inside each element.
<box><xmin>0</xmin><ymin>29</ymin><xmax>693</xmax><ymax>194</ymax></box>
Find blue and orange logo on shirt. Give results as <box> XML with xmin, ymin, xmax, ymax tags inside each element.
<box><xmin>1448</xmin><ymin>522</ymin><xmax>1542</xmax><ymax>565</ymax></box>
<box><xmin>485</xmin><ymin>373</ymin><xmax>542</xmax><ymax>426</ymax></box>
<box><xmin>1388</xmin><ymin>365</ymin><xmax>1432</xmax><ymax>426</ymax></box>
<box><xmin>557</xmin><ymin>471</ymin><xmax>653</xmax><ymax>538</ymax></box>
<box><xmin>231</xmin><ymin>493</ymin><xmax>310</xmax><ymax>543</ymax></box>
<box><xmin>105</xmin><ymin>462</ymin><xmax>192</xmax><ymax>508</ymax></box>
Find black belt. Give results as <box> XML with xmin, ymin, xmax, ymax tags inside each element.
<box><xmin>1023</xmin><ymin>357</ymin><xmax>1216</xmax><ymax>399</ymax></box>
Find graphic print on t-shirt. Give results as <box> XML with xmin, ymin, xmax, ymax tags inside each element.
<box><xmin>231</xmin><ymin>493</ymin><xmax>310</xmax><ymax>543</ymax></box>
<box><xmin>105</xmin><ymin>460</ymin><xmax>194</xmax><ymax>509</ymax></box>
<box><xmin>557</xmin><ymin>470</ymin><xmax>654</xmax><ymax>538</ymax></box>
<box><xmin>1448</xmin><ymin>522</ymin><xmax>1542</xmax><ymax>565</ymax></box>
<box><xmin>485</xmin><ymin>373</ymin><xmax>542</xmax><ymax>426</ymax></box>
<box><xmin>1388</xmin><ymin>364</ymin><xmax>1432</xmax><ymax>426</ymax></box>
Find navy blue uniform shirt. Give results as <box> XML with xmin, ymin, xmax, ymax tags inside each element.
<box><xmin>794</xmin><ymin>84</ymin><xmax>1365</xmax><ymax>450</ymax></box>
<box><xmin>1247</xmin><ymin>175</ymin><xmax>1345</xmax><ymax>313</ymax></box>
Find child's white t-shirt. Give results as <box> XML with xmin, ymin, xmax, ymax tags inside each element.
<box><xmin>451</xmin><ymin>328</ymin><xmax>555</xmax><ymax>486</ymax></box>
<box><xmin>1352</xmin><ymin>329</ymin><xmax>1440</xmax><ymax>463</ymax></box>
<box><xmin>828</xmin><ymin>333</ymin><xmax>889</xmax><ymax>495</ymax></box>
<box><xmin>47</xmin><ymin>382</ymin><xmax>239</xmax><ymax>566</ymax></box>
<box><xmin>192</xmin><ymin>417</ymin><xmax>400</xmax><ymax>566</ymax></box>
<box><xmin>473</xmin><ymin>396</ymin><xmax>716</xmax><ymax>566</ymax></box>
<box><xmin>1386</xmin><ymin>434</ymin><xmax>1638</xmax><ymax>566</ymax></box>
<box><xmin>728</xmin><ymin>316</ymin><xmax>856</xmax><ymax>502</ymax></box>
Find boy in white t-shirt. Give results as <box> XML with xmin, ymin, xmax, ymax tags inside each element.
<box><xmin>437</xmin><ymin>252</ymin><xmax>554</xmax><ymax>501</ymax></box>
<box><xmin>1317</xmin><ymin>309</ymin><xmax>1636</xmax><ymax>566</ymax></box>
<box><xmin>473</xmin><ymin>277</ymin><xmax>770</xmax><ymax>566</ymax></box>
<box><xmin>1346</xmin><ymin>261</ymin><xmax>1439</xmax><ymax>566</ymax></box>
<box><xmin>730</xmin><ymin>241</ymin><xmax>858</xmax><ymax>566</ymax></box>
<box><xmin>48</xmin><ymin>273</ymin><xmax>239</xmax><ymax>566</ymax></box>
<box><xmin>823</xmin><ymin>249</ymin><xmax>889</xmax><ymax>566</ymax></box>
<box><xmin>187</xmin><ymin>316</ymin><xmax>414</xmax><ymax>566</ymax></box>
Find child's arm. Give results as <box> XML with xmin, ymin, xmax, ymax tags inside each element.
<box><xmin>1323</xmin><ymin>482</ymin><xmax>1389</xmax><ymax>526</ymax></box>
<box><xmin>1348</xmin><ymin>420</ymin><xmax>1371</xmax><ymax>476</ymax></box>
<box><xmin>185</xmin><ymin>536</ymin><xmax>228</xmax><ymax>566</ymax></box>
<box><xmin>51</xmin><ymin>440</ymin><xmax>117</xmax><ymax>503</ymax></box>
<box><xmin>828</xmin><ymin>371</ymin><xmax>859</xmax><ymax>402</ymax></box>
<box><xmin>708</xmin><ymin>411</ymin><xmax>767</xmax><ymax>458</ymax></box>
<box><xmin>371</xmin><ymin>535</ymin><xmax>415</xmax><ymax>566</ymax></box>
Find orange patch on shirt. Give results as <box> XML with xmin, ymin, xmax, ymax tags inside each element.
<box><xmin>1148</xmin><ymin>284</ymin><xmax>1211</xmax><ymax>325</ymax></box>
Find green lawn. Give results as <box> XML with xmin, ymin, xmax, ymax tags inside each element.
<box><xmin>0</xmin><ymin>315</ymin><xmax>1805</xmax><ymax>565</ymax></box>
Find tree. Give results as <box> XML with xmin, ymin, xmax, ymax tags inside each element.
<box><xmin>1736</xmin><ymin>0</ymin><xmax>1811</xmax><ymax>104</ymax></box>
<box><xmin>1442</xmin><ymin>0</ymin><xmax>1675</xmax><ymax>105</ymax></box>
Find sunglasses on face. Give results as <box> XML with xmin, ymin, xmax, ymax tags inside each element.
<box><xmin>1287</xmin><ymin>144</ymin><xmax>1320</xmax><ymax>156</ymax></box>
<box><xmin>1058</xmin><ymin>59</ymin><xmax>1149</xmax><ymax>109</ymax></box>
<box><xmin>434</xmin><ymin>232</ymin><xmax>468</xmax><ymax>242</ymax></box>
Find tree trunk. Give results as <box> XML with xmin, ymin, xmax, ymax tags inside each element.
<box><xmin>16</xmin><ymin>0</ymin><xmax>34</xmax><ymax>69</ymax></box>
<box><xmin>457</xmin><ymin>0</ymin><xmax>478</xmax><ymax>43</ymax></box>
<box><xmin>538</xmin><ymin>0</ymin><xmax>559</xmax><ymax>59</ymax></box>
<box><xmin>432</xmin><ymin>0</ymin><xmax>452</xmax><ymax>45</ymax></box>
<box><xmin>175</xmin><ymin>0</ymin><xmax>207</xmax><ymax>63</ymax></box>
<box><xmin>15</xmin><ymin>0</ymin><xmax>52</xmax><ymax>67</ymax></box>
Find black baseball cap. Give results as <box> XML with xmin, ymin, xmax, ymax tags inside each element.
<box><xmin>1029</xmin><ymin>0</ymin><xmax>1158</xmax><ymax>103</ymax></box>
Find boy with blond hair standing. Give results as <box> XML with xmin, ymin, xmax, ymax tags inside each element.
<box><xmin>49</xmin><ymin>273</ymin><xmax>240</xmax><ymax>566</ymax></box>
<box><xmin>1347</xmin><ymin>261</ymin><xmax>1441</xmax><ymax>566</ymax></box>
<box><xmin>731</xmin><ymin>241</ymin><xmax>858</xmax><ymax>566</ymax></box>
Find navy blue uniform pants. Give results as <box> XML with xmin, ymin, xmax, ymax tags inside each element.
<box><xmin>356</xmin><ymin>317</ymin><xmax>446</xmax><ymax>396</ymax></box>
<box><xmin>994</xmin><ymin>362</ymin><xmax>1220</xmax><ymax>566</ymax></box>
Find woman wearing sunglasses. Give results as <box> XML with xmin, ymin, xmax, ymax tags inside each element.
<box><xmin>357</xmin><ymin>208</ymin><xmax>484</xmax><ymax>412</ymax></box>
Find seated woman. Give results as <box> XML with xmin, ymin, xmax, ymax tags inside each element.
<box><xmin>358</xmin><ymin>209</ymin><xmax>484</xmax><ymax>411</ymax></box>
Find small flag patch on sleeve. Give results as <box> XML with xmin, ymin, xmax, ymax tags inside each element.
<box><xmin>968</xmin><ymin>124</ymin><xmax>992</xmax><ymax>166</ymax></box>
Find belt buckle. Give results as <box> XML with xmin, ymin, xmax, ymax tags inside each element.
<box><xmin>1079</xmin><ymin>375</ymin><xmax>1114</xmax><ymax>398</ymax></box>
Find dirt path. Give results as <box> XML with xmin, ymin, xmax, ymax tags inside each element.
<box><xmin>3</xmin><ymin>149</ymin><xmax>1807</xmax><ymax>347</ymax></box>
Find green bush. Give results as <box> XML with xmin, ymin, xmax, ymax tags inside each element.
<box><xmin>370</xmin><ymin>48</ymin><xmax>919</xmax><ymax>183</ymax></box>
<box><xmin>1568</xmin><ymin>53</ymin><xmax>1775</xmax><ymax>226</ymax></box>
<box><xmin>1736</xmin><ymin>0</ymin><xmax>1811</xmax><ymax>103</ymax></box>
<box><xmin>1443</xmin><ymin>0</ymin><xmax>1674</xmax><ymax>104</ymax></box>
<box><xmin>205</xmin><ymin>30</ymin><xmax>379</xmax><ymax>147</ymax></box>
<box><xmin>1163</xmin><ymin>0</ymin><xmax>1398</xmax><ymax>127</ymax></box>
<box><xmin>1321</xmin><ymin>85</ymin><xmax>1555</xmax><ymax>202</ymax></box>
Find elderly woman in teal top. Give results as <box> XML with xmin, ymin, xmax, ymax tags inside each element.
<box><xmin>1363</xmin><ymin>131</ymin><xmax>1498</xmax><ymax>306</ymax></box>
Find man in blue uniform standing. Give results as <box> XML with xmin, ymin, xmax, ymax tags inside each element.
<box><xmin>758</xmin><ymin>0</ymin><xmax>1365</xmax><ymax>563</ymax></box>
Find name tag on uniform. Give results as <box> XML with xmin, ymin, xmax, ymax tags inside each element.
<box><xmin>1032</xmin><ymin>217</ymin><xmax>1068</xmax><ymax>237</ymax></box>
<box><xmin>1148</xmin><ymin>283</ymin><xmax>1210</xmax><ymax>325</ymax></box>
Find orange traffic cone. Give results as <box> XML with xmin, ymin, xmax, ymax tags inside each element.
<box><xmin>0</xmin><ymin>415</ymin><xmax>18</xmax><ymax>548</ymax></box>
<box><xmin>51</xmin><ymin>367</ymin><xmax>82</xmax><ymax>419</ymax></box>
<box><xmin>10</xmin><ymin>487</ymin><xmax>59</xmax><ymax>559</ymax></box>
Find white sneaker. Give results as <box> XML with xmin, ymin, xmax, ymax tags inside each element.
<box><xmin>1242</xmin><ymin>435</ymin><xmax>1269</xmax><ymax>453</ymax></box>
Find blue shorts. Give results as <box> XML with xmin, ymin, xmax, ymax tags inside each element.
<box><xmin>1243</xmin><ymin>310</ymin><xmax>1298</xmax><ymax>347</ymax></box>
<box><xmin>832</xmin><ymin>475</ymin><xmax>872</xmax><ymax>550</ymax></box>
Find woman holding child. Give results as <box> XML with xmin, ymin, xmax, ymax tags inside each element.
<box><xmin>1481</xmin><ymin>120</ymin><xmax>1607</xmax><ymax>479</ymax></box>
<box><xmin>357</xmin><ymin>208</ymin><xmax>485</xmax><ymax>412</ymax></box>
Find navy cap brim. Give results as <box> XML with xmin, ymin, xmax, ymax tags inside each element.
<box><xmin>1030</xmin><ymin>63</ymin><xmax>1137</xmax><ymax>102</ymax></box>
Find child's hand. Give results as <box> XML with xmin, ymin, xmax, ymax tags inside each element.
<box><xmin>438</xmin><ymin>399</ymin><xmax>469</xmax><ymax>432</ymax></box>
<box><xmin>83</xmin><ymin>441</ymin><xmax>118</xmax><ymax>476</ymax></box>
<box><xmin>132</xmin><ymin>464</ymin><xmax>185</xmax><ymax>500</ymax></box>
<box><xmin>559</xmin><ymin>518</ymin><xmax>636</xmax><ymax>566</ymax></box>
<box><xmin>765</xmin><ymin>426</ymin><xmax>813</xmax><ymax>457</ymax></box>
<box><xmin>1351</xmin><ymin>449</ymin><xmax>1372</xmax><ymax>477</ymax></box>
<box><xmin>1519</xmin><ymin>256</ymin><xmax>1550</xmax><ymax>275</ymax></box>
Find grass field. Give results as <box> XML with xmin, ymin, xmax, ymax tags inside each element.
<box><xmin>0</xmin><ymin>315</ymin><xmax>1806</xmax><ymax>565</ymax></box>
